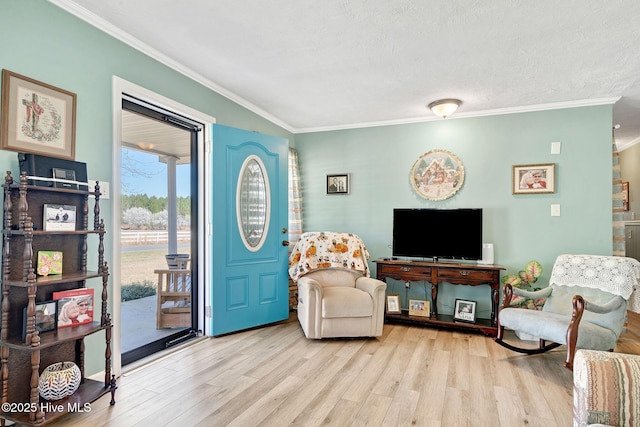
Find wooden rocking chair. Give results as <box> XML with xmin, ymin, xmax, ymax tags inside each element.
<box><xmin>495</xmin><ymin>254</ymin><xmax>640</xmax><ymax>370</ymax></box>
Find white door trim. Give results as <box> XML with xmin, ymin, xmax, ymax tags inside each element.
<box><xmin>111</xmin><ymin>76</ymin><xmax>216</xmax><ymax>377</ymax></box>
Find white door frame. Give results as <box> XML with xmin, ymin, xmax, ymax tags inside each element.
<box><xmin>111</xmin><ymin>76</ymin><xmax>215</xmax><ymax>377</ymax></box>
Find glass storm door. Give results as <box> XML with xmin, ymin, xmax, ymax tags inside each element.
<box><xmin>211</xmin><ymin>124</ymin><xmax>289</xmax><ymax>335</ymax></box>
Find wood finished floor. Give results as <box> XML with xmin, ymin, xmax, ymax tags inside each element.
<box><xmin>49</xmin><ymin>311</ymin><xmax>640</xmax><ymax>427</ymax></box>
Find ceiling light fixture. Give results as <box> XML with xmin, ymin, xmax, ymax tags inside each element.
<box><xmin>428</xmin><ymin>99</ymin><xmax>462</xmax><ymax>119</ymax></box>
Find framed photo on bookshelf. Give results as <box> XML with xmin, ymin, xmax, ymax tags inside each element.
<box><xmin>43</xmin><ymin>204</ymin><xmax>76</xmax><ymax>231</ymax></box>
<box><xmin>53</xmin><ymin>288</ymin><xmax>94</xmax><ymax>328</ymax></box>
<box><xmin>22</xmin><ymin>300</ymin><xmax>58</xmax><ymax>340</ymax></box>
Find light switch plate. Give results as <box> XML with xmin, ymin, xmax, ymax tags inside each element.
<box><xmin>551</xmin><ymin>204</ymin><xmax>561</xmax><ymax>216</ymax></box>
<box><xmin>551</xmin><ymin>141</ymin><xmax>561</xmax><ymax>154</ymax></box>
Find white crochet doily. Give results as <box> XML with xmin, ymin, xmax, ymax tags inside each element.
<box><xmin>550</xmin><ymin>254</ymin><xmax>640</xmax><ymax>302</ymax></box>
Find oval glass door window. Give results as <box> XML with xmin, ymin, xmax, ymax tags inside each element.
<box><xmin>236</xmin><ymin>155</ymin><xmax>270</xmax><ymax>251</ymax></box>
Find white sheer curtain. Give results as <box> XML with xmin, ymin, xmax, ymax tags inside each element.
<box><xmin>288</xmin><ymin>148</ymin><xmax>303</xmax><ymax>247</ymax></box>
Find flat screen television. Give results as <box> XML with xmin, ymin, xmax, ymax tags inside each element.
<box><xmin>392</xmin><ymin>208</ymin><xmax>483</xmax><ymax>261</ymax></box>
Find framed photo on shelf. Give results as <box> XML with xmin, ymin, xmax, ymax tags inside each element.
<box><xmin>53</xmin><ymin>288</ymin><xmax>94</xmax><ymax>328</ymax></box>
<box><xmin>326</xmin><ymin>174</ymin><xmax>349</xmax><ymax>194</ymax></box>
<box><xmin>43</xmin><ymin>204</ymin><xmax>76</xmax><ymax>231</ymax></box>
<box><xmin>512</xmin><ymin>163</ymin><xmax>555</xmax><ymax>194</ymax></box>
<box><xmin>453</xmin><ymin>299</ymin><xmax>477</xmax><ymax>323</ymax></box>
<box><xmin>22</xmin><ymin>300</ymin><xmax>58</xmax><ymax>341</ymax></box>
<box><xmin>408</xmin><ymin>299</ymin><xmax>430</xmax><ymax>317</ymax></box>
<box><xmin>386</xmin><ymin>294</ymin><xmax>401</xmax><ymax>314</ymax></box>
<box><xmin>1</xmin><ymin>69</ymin><xmax>76</xmax><ymax>160</ymax></box>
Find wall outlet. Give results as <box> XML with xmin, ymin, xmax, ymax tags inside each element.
<box><xmin>89</xmin><ymin>180</ymin><xmax>110</xmax><ymax>199</ymax></box>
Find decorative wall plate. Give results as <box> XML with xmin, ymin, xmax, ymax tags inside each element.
<box><xmin>410</xmin><ymin>149</ymin><xmax>465</xmax><ymax>201</ymax></box>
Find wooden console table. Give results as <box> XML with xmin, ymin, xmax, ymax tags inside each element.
<box><xmin>375</xmin><ymin>259</ymin><xmax>505</xmax><ymax>336</ymax></box>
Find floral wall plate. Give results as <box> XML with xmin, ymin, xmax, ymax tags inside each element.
<box><xmin>410</xmin><ymin>149</ymin><xmax>465</xmax><ymax>200</ymax></box>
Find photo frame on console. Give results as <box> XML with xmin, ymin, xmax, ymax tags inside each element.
<box><xmin>386</xmin><ymin>294</ymin><xmax>401</xmax><ymax>314</ymax></box>
<box><xmin>408</xmin><ymin>299</ymin><xmax>430</xmax><ymax>317</ymax></box>
<box><xmin>453</xmin><ymin>299</ymin><xmax>477</xmax><ymax>323</ymax></box>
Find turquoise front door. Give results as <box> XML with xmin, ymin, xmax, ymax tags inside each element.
<box><xmin>211</xmin><ymin>124</ymin><xmax>289</xmax><ymax>335</ymax></box>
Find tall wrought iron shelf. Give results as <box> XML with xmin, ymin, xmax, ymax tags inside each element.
<box><xmin>0</xmin><ymin>171</ymin><xmax>116</xmax><ymax>426</ymax></box>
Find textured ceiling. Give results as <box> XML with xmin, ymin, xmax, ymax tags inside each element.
<box><xmin>53</xmin><ymin>0</ymin><xmax>640</xmax><ymax>149</ymax></box>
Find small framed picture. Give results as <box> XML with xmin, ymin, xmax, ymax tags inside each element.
<box><xmin>453</xmin><ymin>299</ymin><xmax>477</xmax><ymax>323</ymax></box>
<box><xmin>386</xmin><ymin>294</ymin><xmax>401</xmax><ymax>314</ymax></box>
<box><xmin>512</xmin><ymin>163</ymin><xmax>555</xmax><ymax>194</ymax></box>
<box><xmin>327</xmin><ymin>174</ymin><xmax>349</xmax><ymax>195</ymax></box>
<box><xmin>43</xmin><ymin>204</ymin><xmax>76</xmax><ymax>231</ymax></box>
<box><xmin>23</xmin><ymin>300</ymin><xmax>58</xmax><ymax>341</ymax></box>
<box><xmin>408</xmin><ymin>299</ymin><xmax>430</xmax><ymax>317</ymax></box>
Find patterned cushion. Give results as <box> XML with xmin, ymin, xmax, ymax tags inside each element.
<box><xmin>573</xmin><ymin>350</ymin><xmax>640</xmax><ymax>427</ymax></box>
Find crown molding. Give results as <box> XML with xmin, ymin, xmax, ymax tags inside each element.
<box><xmin>295</xmin><ymin>97</ymin><xmax>620</xmax><ymax>134</ymax></box>
<box><xmin>616</xmin><ymin>135</ymin><xmax>640</xmax><ymax>152</ymax></box>
<box><xmin>48</xmin><ymin>1</ymin><xmax>622</xmax><ymax>136</ymax></box>
<box><xmin>48</xmin><ymin>0</ymin><xmax>295</xmax><ymax>133</ymax></box>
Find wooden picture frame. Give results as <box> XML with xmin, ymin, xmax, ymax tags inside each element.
<box><xmin>1</xmin><ymin>69</ymin><xmax>76</xmax><ymax>160</ymax></box>
<box><xmin>623</xmin><ymin>181</ymin><xmax>630</xmax><ymax>211</ymax></box>
<box><xmin>512</xmin><ymin>163</ymin><xmax>555</xmax><ymax>194</ymax></box>
<box><xmin>326</xmin><ymin>174</ymin><xmax>349</xmax><ymax>194</ymax></box>
<box><xmin>453</xmin><ymin>299</ymin><xmax>477</xmax><ymax>323</ymax></box>
<box><xmin>408</xmin><ymin>299</ymin><xmax>430</xmax><ymax>317</ymax></box>
<box><xmin>386</xmin><ymin>294</ymin><xmax>401</xmax><ymax>314</ymax></box>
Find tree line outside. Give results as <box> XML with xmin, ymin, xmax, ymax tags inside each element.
<box><xmin>121</xmin><ymin>194</ymin><xmax>191</xmax><ymax>230</ymax></box>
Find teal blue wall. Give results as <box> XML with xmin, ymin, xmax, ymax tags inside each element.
<box><xmin>0</xmin><ymin>1</ymin><xmax>615</xmax><ymax>369</ymax></box>
<box><xmin>295</xmin><ymin>106</ymin><xmax>613</xmax><ymax>318</ymax></box>
<box><xmin>0</xmin><ymin>1</ymin><xmax>293</xmax><ymax>375</ymax></box>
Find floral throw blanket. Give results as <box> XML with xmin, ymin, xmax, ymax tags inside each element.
<box><xmin>288</xmin><ymin>231</ymin><xmax>370</xmax><ymax>281</ymax></box>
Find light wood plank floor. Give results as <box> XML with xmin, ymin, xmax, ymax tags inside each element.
<box><xmin>49</xmin><ymin>312</ymin><xmax>640</xmax><ymax>427</ymax></box>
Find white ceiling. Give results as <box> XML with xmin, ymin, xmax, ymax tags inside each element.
<box><xmin>53</xmin><ymin>0</ymin><xmax>640</xmax><ymax>150</ymax></box>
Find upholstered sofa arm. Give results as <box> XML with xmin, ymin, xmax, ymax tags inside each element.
<box><xmin>296</xmin><ymin>276</ymin><xmax>324</xmax><ymax>338</ymax></box>
<box><xmin>356</xmin><ymin>276</ymin><xmax>386</xmax><ymax>337</ymax></box>
<box><xmin>582</xmin><ymin>296</ymin><xmax>626</xmax><ymax>314</ymax></box>
<box><xmin>502</xmin><ymin>284</ymin><xmax>552</xmax><ymax>307</ymax></box>
<box><xmin>355</xmin><ymin>276</ymin><xmax>386</xmax><ymax>297</ymax></box>
<box><xmin>573</xmin><ymin>349</ymin><xmax>640</xmax><ymax>426</ymax></box>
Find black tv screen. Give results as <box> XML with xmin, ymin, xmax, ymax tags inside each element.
<box><xmin>392</xmin><ymin>208</ymin><xmax>483</xmax><ymax>261</ymax></box>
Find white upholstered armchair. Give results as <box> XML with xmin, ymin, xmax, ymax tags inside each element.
<box><xmin>289</xmin><ymin>232</ymin><xmax>387</xmax><ymax>339</ymax></box>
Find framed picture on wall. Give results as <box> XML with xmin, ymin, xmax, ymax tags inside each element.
<box><xmin>326</xmin><ymin>174</ymin><xmax>350</xmax><ymax>194</ymax></box>
<box><xmin>1</xmin><ymin>69</ymin><xmax>77</xmax><ymax>160</ymax></box>
<box><xmin>512</xmin><ymin>163</ymin><xmax>555</xmax><ymax>194</ymax></box>
<box><xmin>623</xmin><ymin>181</ymin><xmax>630</xmax><ymax>211</ymax></box>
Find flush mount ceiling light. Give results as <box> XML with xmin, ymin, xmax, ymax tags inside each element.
<box><xmin>428</xmin><ymin>99</ymin><xmax>462</xmax><ymax>119</ymax></box>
